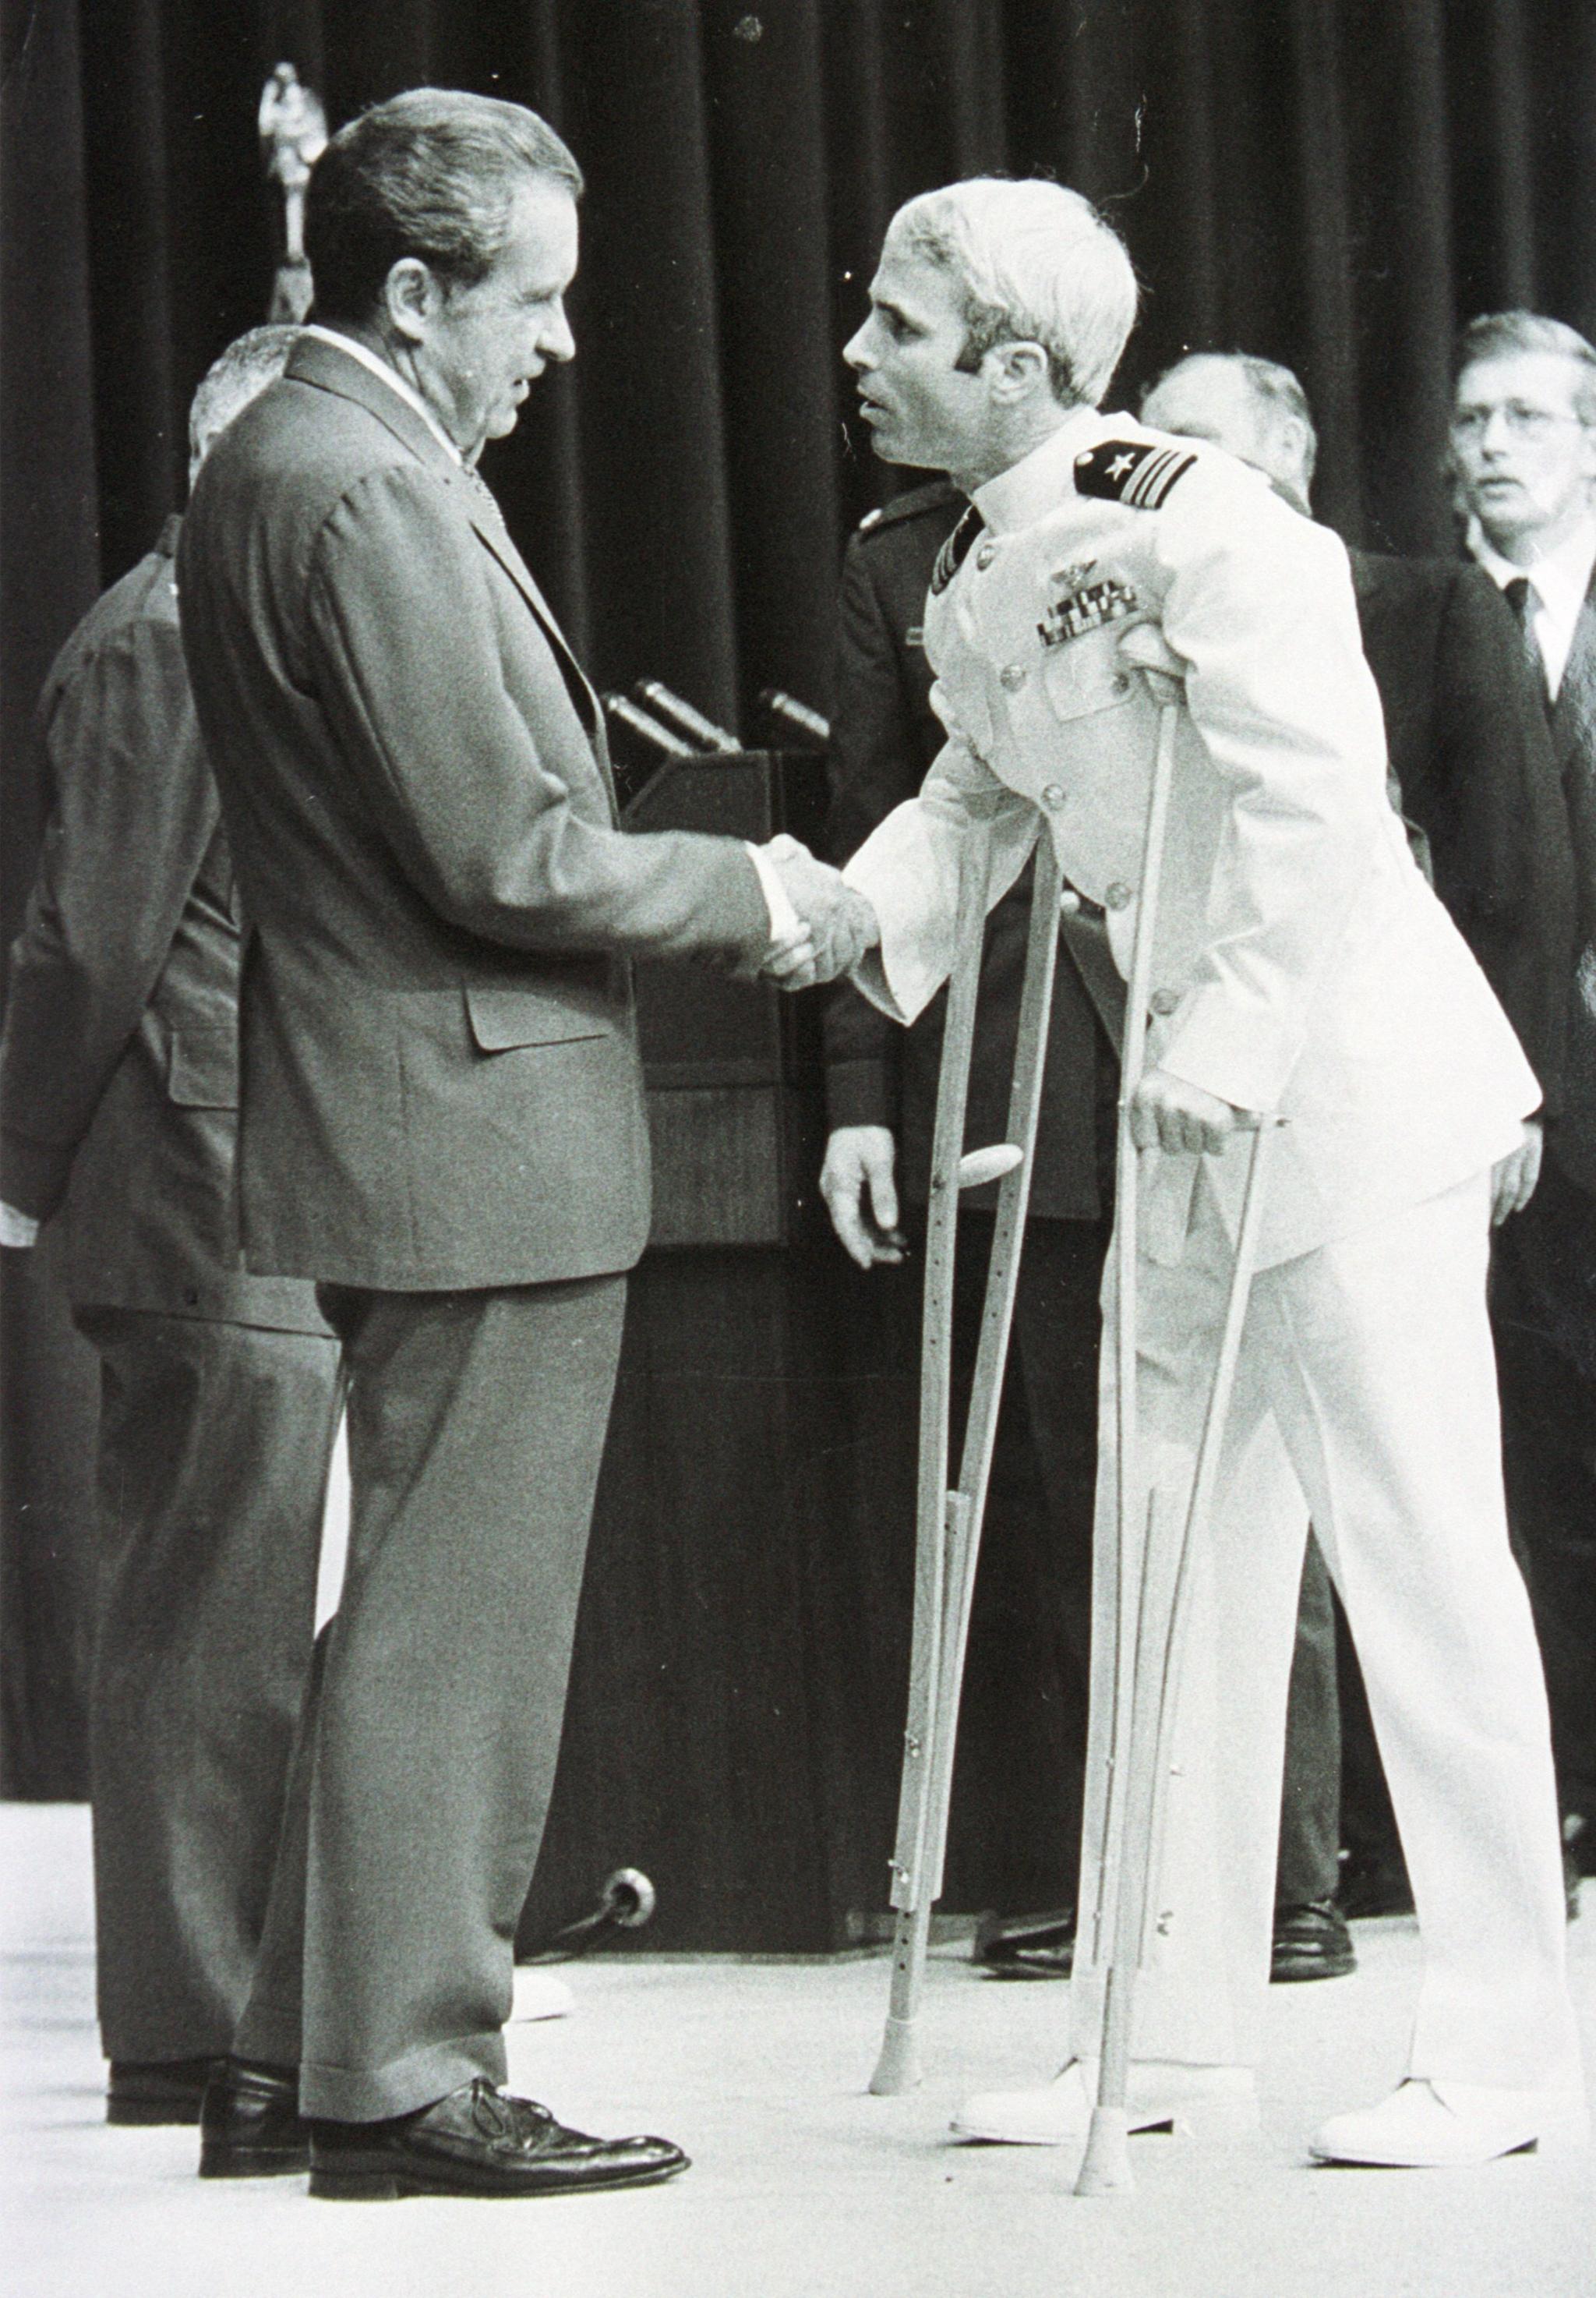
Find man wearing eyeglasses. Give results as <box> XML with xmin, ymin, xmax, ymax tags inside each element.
<box><xmin>1449</xmin><ymin>312</ymin><xmax>1596</xmax><ymax>1898</ymax></box>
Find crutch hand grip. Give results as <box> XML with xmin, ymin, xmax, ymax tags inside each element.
<box><xmin>956</xmin><ymin>1144</ymin><xmax>1025</xmax><ymax>1190</ymax></box>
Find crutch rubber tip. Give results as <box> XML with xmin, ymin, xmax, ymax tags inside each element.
<box><xmin>955</xmin><ymin>1144</ymin><xmax>1026</xmax><ymax>1190</ymax></box>
<box><xmin>1074</xmin><ymin>2107</ymin><xmax>1135</xmax><ymax>2197</ymax></box>
<box><xmin>869</xmin><ymin>2019</ymin><xmax>923</xmax><ymax>2096</ymax></box>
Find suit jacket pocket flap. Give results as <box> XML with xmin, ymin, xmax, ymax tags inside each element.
<box><xmin>465</xmin><ymin>985</ymin><xmax>609</xmax><ymax>1052</ymax></box>
<box><xmin>167</xmin><ymin>1024</ymin><xmax>238</xmax><ymax>1109</ymax></box>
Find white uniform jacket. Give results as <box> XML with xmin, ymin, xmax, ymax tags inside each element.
<box><xmin>843</xmin><ymin>411</ymin><xmax>1539</xmax><ymax>1268</ymax></box>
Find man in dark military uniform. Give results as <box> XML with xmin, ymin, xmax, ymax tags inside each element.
<box><xmin>823</xmin><ymin>476</ymin><xmax>1119</xmax><ymax>1954</ymax></box>
<box><xmin>0</xmin><ymin>328</ymin><xmax>343</xmax><ymax>2127</ymax></box>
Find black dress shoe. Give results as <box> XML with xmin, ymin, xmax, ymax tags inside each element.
<box><xmin>1271</xmin><ymin>1900</ymin><xmax>1356</xmax><ymax>1982</ymax></box>
<box><xmin>972</xmin><ymin>1907</ymin><xmax>1075</xmax><ymax>1978</ymax></box>
<box><xmin>199</xmin><ymin>2059</ymin><xmax>309</xmax><ymax>2178</ymax></box>
<box><xmin>107</xmin><ymin>2056</ymin><xmax>224</xmax><ymax>2127</ymax></box>
<box><xmin>309</xmin><ymin>2079</ymin><xmax>689</xmax><ymax>2201</ymax></box>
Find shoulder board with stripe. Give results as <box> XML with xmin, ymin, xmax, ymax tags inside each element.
<box><xmin>1074</xmin><ymin>439</ymin><xmax>1197</xmax><ymax>511</ymax></box>
<box><xmin>930</xmin><ymin>504</ymin><xmax>983</xmax><ymax>595</ymax></box>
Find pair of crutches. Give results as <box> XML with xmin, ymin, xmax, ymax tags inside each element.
<box><xmin>868</xmin><ymin>681</ymin><xmax>1281</xmax><ymax>2204</ymax></box>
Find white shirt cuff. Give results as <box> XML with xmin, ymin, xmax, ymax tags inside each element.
<box><xmin>0</xmin><ymin>1202</ymin><xmax>41</xmax><ymax>1248</ymax></box>
<box><xmin>745</xmin><ymin>841</ymin><xmax>803</xmax><ymax>945</ymax></box>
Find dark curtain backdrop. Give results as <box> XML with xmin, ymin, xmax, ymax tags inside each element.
<box><xmin>3</xmin><ymin>0</ymin><xmax>1594</xmax><ymax>1791</ymax></box>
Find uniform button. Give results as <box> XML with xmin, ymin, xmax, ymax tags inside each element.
<box><xmin>975</xmin><ymin>542</ymin><xmax>996</xmax><ymax>571</ymax></box>
<box><xmin>1104</xmin><ymin>880</ymin><xmax>1133</xmax><ymax>910</ymax></box>
<box><xmin>999</xmin><ymin>661</ymin><xmax>1028</xmax><ymax>691</ymax></box>
<box><xmin>1059</xmin><ymin>889</ymin><xmax>1082</xmax><ymax>916</ymax></box>
<box><xmin>1150</xmin><ymin>987</ymin><xmax>1179</xmax><ymax>1016</ymax></box>
<box><xmin>1040</xmin><ymin>783</ymin><xmax>1066</xmax><ymax>810</ymax></box>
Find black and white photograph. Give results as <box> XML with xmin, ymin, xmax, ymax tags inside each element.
<box><xmin>2</xmin><ymin>5</ymin><xmax>1592</xmax><ymax>2293</ymax></box>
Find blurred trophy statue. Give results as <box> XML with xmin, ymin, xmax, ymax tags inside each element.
<box><xmin>259</xmin><ymin>63</ymin><xmax>327</xmax><ymax>322</ymax></box>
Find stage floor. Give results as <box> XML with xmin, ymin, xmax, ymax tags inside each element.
<box><xmin>3</xmin><ymin>1804</ymin><xmax>1591</xmax><ymax>2298</ymax></box>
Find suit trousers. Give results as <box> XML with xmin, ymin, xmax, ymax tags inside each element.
<box><xmin>1068</xmin><ymin>1168</ymin><xmax>1581</xmax><ymax>2097</ymax></box>
<box><xmin>1274</xmin><ymin>1533</ymin><xmax>1342</xmax><ymax>1909</ymax></box>
<box><xmin>1493</xmin><ymin>1160</ymin><xmax>1596</xmax><ymax>1842</ymax></box>
<box><xmin>234</xmin><ymin>1275</ymin><xmax>626</xmax><ymax>2121</ymax></box>
<box><xmin>75</xmin><ymin>1306</ymin><xmax>341</xmax><ymax>2062</ymax></box>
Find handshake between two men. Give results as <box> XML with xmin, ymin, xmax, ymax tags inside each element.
<box><xmin>750</xmin><ymin>833</ymin><xmax>1257</xmax><ymax>1264</ymax></box>
<box><xmin>756</xmin><ymin>833</ymin><xmax>880</xmax><ymax>990</ymax></box>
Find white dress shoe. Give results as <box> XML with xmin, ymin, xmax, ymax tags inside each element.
<box><xmin>510</xmin><ymin>1968</ymin><xmax>577</xmax><ymax>2024</ymax></box>
<box><xmin>952</xmin><ymin>2058</ymin><xmax>1258</xmax><ymax>2145</ymax></box>
<box><xmin>1310</xmin><ymin>2078</ymin><xmax>1591</xmax><ymax>2167</ymax></box>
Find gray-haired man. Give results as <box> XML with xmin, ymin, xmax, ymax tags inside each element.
<box><xmin>177</xmin><ymin>87</ymin><xmax>867</xmax><ymax>2201</ymax></box>
<box><xmin>0</xmin><ymin>328</ymin><xmax>344</xmax><ymax>2129</ymax></box>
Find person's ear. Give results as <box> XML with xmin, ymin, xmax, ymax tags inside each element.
<box><xmin>382</xmin><ymin>257</ymin><xmax>437</xmax><ymax>347</ymax></box>
<box><xmin>1278</xmin><ymin>415</ymin><xmax>1315</xmax><ymax>497</ymax></box>
<box><xmin>987</xmin><ymin>339</ymin><xmax>1050</xmax><ymax>405</ymax></box>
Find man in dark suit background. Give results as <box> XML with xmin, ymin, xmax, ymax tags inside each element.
<box><xmin>1140</xmin><ymin>348</ymin><xmax>1577</xmax><ymax>1946</ymax></box>
<box><xmin>0</xmin><ymin>328</ymin><xmax>343</xmax><ymax>2127</ymax></box>
<box><xmin>1449</xmin><ymin>311</ymin><xmax>1596</xmax><ymax>1882</ymax></box>
<box><xmin>177</xmin><ymin>89</ymin><xmax>867</xmax><ymax>2202</ymax></box>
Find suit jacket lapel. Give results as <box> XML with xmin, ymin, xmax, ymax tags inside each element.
<box><xmin>1551</xmin><ymin>572</ymin><xmax>1596</xmax><ymax>765</ymax></box>
<box><xmin>1553</xmin><ymin>576</ymin><xmax>1596</xmax><ymax>946</ymax></box>
<box><xmin>286</xmin><ymin>336</ymin><xmax>617</xmax><ymax>817</ymax></box>
<box><xmin>453</xmin><ymin>485</ymin><xmax>608</xmax><ymax>741</ymax></box>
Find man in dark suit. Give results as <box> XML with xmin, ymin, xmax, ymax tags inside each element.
<box><xmin>1449</xmin><ymin>311</ymin><xmax>1596</xmax><ymax>1882</ymax></box>
<box><xmin>0</xmin><ymin>328</ymin><xmax>343</xmax><ymax>2127</ymax></box>
<box><xmin>1140</xmin><ymin>348</ymin><xmax>1577</xmax><ymax>1953</ymax></box>
<box><xmin>821</xmin><ymin>481</ymin><xmax>1115</xmax><ymax>1946</ymax></box>
<box><xmin>177</xmin><ymin>89</ymin><xmax>865</xmax><ymax>2202</ymax></box>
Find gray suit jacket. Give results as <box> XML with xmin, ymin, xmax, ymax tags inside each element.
<box><xmin>0</xmin><ymin>518</ymin><xmax>324</xmax><ymax>1329</ymax></box>
<box><xmin>178</xmin><ymin>336</ymin><xmax>769</xmax><ymax>1289</ymax></box>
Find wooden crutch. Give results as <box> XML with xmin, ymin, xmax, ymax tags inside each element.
<box><xmin>1072</xmin><ymin>682</ymin><xmax>1283</xmax><ymax>2195</ymax></box>
<box><xmin>1073</xmin><ymin>1115</ymin><xmax>1280</xmax><ymax>2195</ymax></box>
<box><xmin>870</xmin><ymin>819</ymin><xmax>1065</xmax><ymax>2095</ymax></box>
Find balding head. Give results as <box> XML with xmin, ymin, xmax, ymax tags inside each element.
<box><xmin>1139</xmin><ymin>353</ymin><xmax>1318</xmax><ymax>512</ymax></box>
<box><xmin>189</xmin><ymin>325</ymin><xmax>302</xmax><ymax>485</ymax></box>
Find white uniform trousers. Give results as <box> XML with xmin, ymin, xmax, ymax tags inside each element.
<box><xmin>1068</xmin><ymin>1165</ymin><xmax>1582</xmax><ymax>2100</ymax></box>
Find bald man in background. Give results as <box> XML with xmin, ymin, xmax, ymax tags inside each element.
<box><xmin>0</xmin><ymin>328</ymin><xmax>343</xmax><ymax>2128</ymax></box>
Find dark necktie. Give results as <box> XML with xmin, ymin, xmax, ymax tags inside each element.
<box><xmin>1504</xmin><ymin>574</ymin><xmax>1553</xmax><ymax>715</ymax></box>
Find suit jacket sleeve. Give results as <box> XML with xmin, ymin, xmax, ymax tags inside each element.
<box><xmin>823</xmin><ymin>539</ymin><xmax>911</xmax><ymax>1131</ymax></box>
<box><xmin>0</xmin><ymin>615</ymin><xmax>216</xmax><ymax>1221</ymax></box>
<box><xmin>1425</xmin><ymin>566</ymin><xmax>1576</xmax><ymax>1108</ymax></box>
<box><xmin>304</xmin><ymin>464</ymin><xmax>770</xmax><ymax>964</ymax></box>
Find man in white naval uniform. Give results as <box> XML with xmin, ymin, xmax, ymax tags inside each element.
<box><xmin>812</xmin><ymin>177</ymin><xmax>1584</xmax><ymax>2167</ymax></box>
